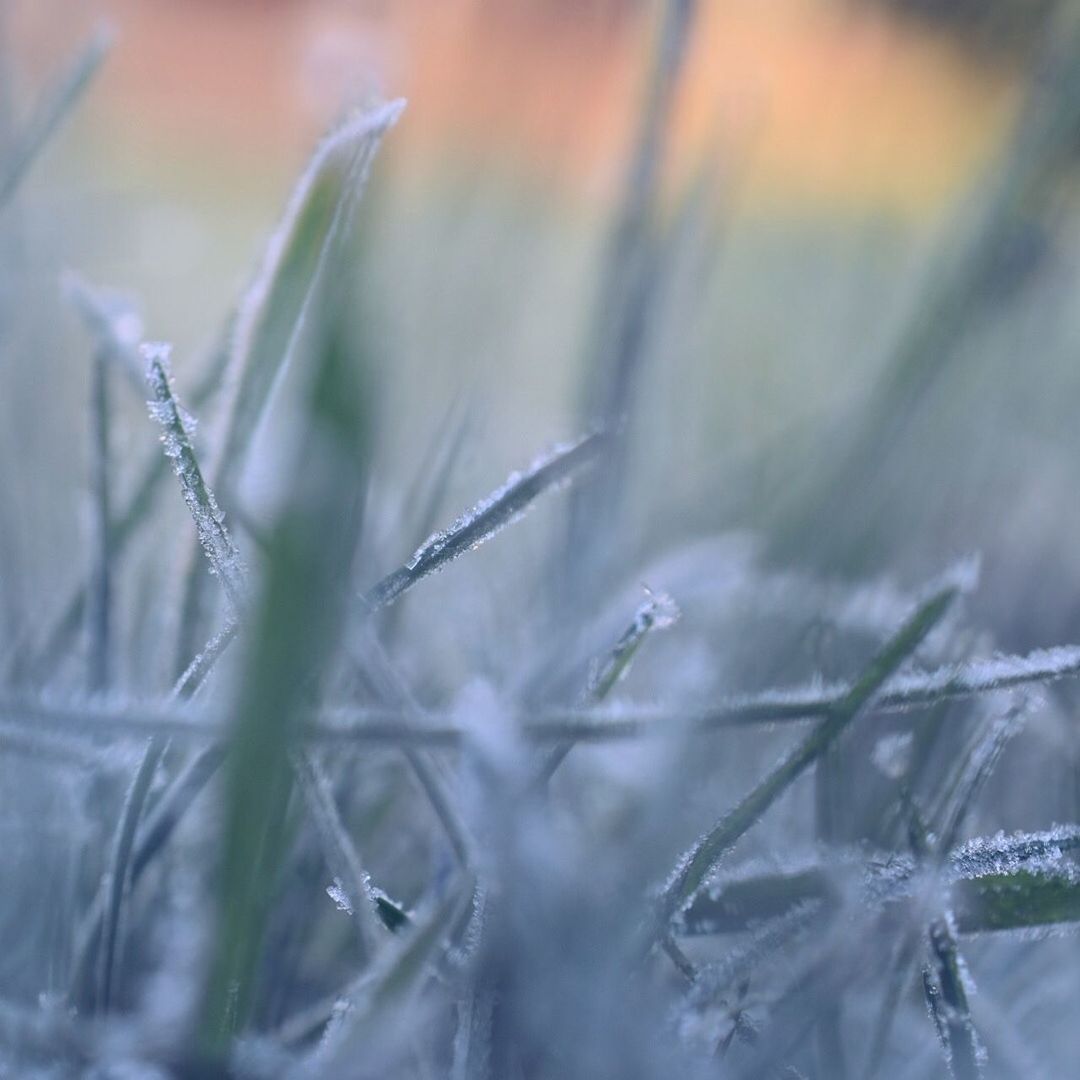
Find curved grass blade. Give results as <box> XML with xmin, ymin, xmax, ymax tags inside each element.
<box><xmin>171</xmin><ymin>100</ymin><xmax>403</xmax><ymax>673</ymax></box>
<box><xmin>364</xmin><ymin>431</ymin><xmax>607</xmax><ymax>612</ymax></box>
<box><xmin>0</xmin><ymin>27</ymin><xmax>111</xmax><ymax>209</ymax></box>
<box><xmin>657</xmin><ymin>585</ymin><xmax>957</xmax><ymax>926</ymax></box>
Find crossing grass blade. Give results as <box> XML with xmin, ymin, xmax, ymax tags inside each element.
<box><xmin>657</xmin><ymin>585</ymin><xmax>957</xmax><ymax>925</ymax></box>
<box><xmin>198</xmin><ymin>290</ymin><xmax>371</xmax><ymax>1053</ymax></box>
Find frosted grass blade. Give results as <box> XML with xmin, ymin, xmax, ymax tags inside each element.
<box><xmin>144</xmin><ymin>342</ymin><xmax>246</xmax><ymax>613</ymax></box>
<box><xmin>657</xmin><ymin>585</ymin><xmax>956</xmax><ymax>925</ymax></box>
<box><xmin>364</xmin><ymin>431</ymin><xmax>607</xmax><ymax>612</ymax></box>
<box><xmin>292</xmin><ymin>749</ymin><xmax>382</xmax><ymax>954</ymax></box>
<box><xmin>77</xmin><ymin>344</ymin><xmax>246</xmax><ymax>1012</ymax></box>
<box><xmin>536</xmin><ymin>586</ymin><xmax>679</xmax><ymax>784</ymax></box>
<box><xmin>924</xmin><ymin>915</ymin><xmax>982</xmax><ymax>1080</ymax></box>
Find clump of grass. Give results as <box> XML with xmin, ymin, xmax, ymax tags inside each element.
<box><xmin>4</xmin><ymin>5</ymin><xmax>1080</xmax><ymax>1079</ymax></box>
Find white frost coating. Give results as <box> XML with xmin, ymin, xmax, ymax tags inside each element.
<box><xmin>143</xmin><ymin>342</ymin><xmax>247</xmax><ymax>614</ymax></box>
<box><xmin>326</xmin><ymin>878</ymin><xmax>354</xmax><ymax>915</ymax></box>
<box><xmin>406</xmin><ymin>435</ymin><xmax>596</xmax><ymax>572</ymax></box>
<box><xmin>950</xmin><ymin>825</ymin><xmax>1080</xmax><ymax>880</ymax></box>
<box><xmin>871</xmin><ymin>731</ymin><xmax>914</xmax><ymax>780</ymax></box>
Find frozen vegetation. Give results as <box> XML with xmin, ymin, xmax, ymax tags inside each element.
<box><xmin>4</xmin><ymin>2</ymin><xmax>1080</xmax><ymax>1077</ymax></box>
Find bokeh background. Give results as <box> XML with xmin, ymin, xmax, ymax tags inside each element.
<box><xmin>4</xmin><ymin>0</ymin><xmax>1080</xmax><ymax>667</ymax></box>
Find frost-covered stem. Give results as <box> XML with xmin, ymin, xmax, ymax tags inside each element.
<box><xmin>537</xmin><ymin>587</ymin><xmax>678</xmax><ymax>785</ymax></box>
<box><xmin>906</xmin><ymin>804</ymin><xmax>984</xmax><ymax>1079</ymax></box>
<box><xmin>143</xmin><ymin>343</ymin><xmax>246</xmax><ymax>614</ymax></box>
<box><xmin>171</xmin><ymin>618</ymin><xmax>239</xmax><ymax>700</ymax></box>
<box><xmin>364</xmin><ymin>432</ymin><xmax>607</xmax><ymax>611</ymax></box>
<box><xmin>656</xmin><ymin>587</ymin><xmax>956</xmax><ymax>926</ymax></box>
<box><xmin>925</xmin><ymin>916</ymin><xmax>982</xmax><ymax>1080</ymax></box>
<box><xmin>292</xmin><ymin>749</ymin><xmax>382</xmax><ymax>955</ymax></box>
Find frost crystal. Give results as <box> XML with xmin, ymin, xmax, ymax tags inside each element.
<box><xmin>142</xmin><ymin>342</ymin><xmax>247</xmax><ymax>613</ymax></box>
<box><xmin>871</xmin><ymin>731</ymin><xmax>914</xmax><ymax>780</ymax></box>
<box><xmin>326</xmin><ymin>878</ymin><xmax>354</xmax><ymax>915</ymax></box>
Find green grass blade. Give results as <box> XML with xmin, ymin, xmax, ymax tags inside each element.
<box><xmin>90</xmin><ymin>736</ymin><xmax>166</xmax><ymax>1015</ymax></box>
<box><xmin>560</xmin><ymin>0</ymin><xmax>699</xmax><ymax>608</ymax></box>
<box><xmin>772</xmin><ymin>4</ymin><xmax>1080</xmax><ymax>566</ymax></box>
<box><xmin>198</xmin><ymin>290</ymin><xmax>372</xmax><ymax>1053</ymax></box>
<box><xmin>676</xmin><ymin>852</ymin><xmax>1080</xmax><ymax>939</ymax></box>
<box><xmin>0</xmin><ymin>27</ymin><xmax>111</xmax><ymax>209</ymax></box>
<box><xmin>657</xmin><ymin>585</ymin><xmax>957</xmax><ymax>924</ymax></box>
<box><xmin>924</xmin><ymin>915</ymin><xmax>982</xmax><ymax>1080</ymax></box>
<box><xmin>952</xmin><ymin>869</ymin><xmax>1080</xmax><ymax>933</ymax></box>
<box><xmin>210</xmin><ymin>100</ymin><xmax>403</xmax><ymax>494</ymax></box>
<box><xmin>170</xmin><ymin>100</ymin><xmax>402</xmax><ymax>676</ymax></box>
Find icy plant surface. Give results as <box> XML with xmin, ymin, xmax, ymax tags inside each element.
<box><xmin>5</xmin><ymin>5</ymin><xmax>1080</xmax><ymax>1078</ymax></box>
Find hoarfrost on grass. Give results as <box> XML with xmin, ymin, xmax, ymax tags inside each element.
<box><xmin>326</xmin><ymin>879</ymin><xmax>354</xmax><ymax>916</ymax></box>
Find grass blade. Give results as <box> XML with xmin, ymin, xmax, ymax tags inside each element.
<box><xmin>86</xmin><ymin>345</ymin><xmax>111</xmax><ymax>691</ymax></box>
<box><xmin>79</xmin><ymin>343</ymin><xmax>245</xmax><ymax>1013</ymax></box>
<box><xmin>364</xmin><ymin>431</ymin><xmax>607</xmax><ymax>612</ymax></box>
<box><xmin>0</xmin><ymin>27</ymin><xmax>111</xmax><ymax>209</ymax></box>
<box><xmin>170</xmin><ymin>100</ymin><xmax>403</xmax><ymax>675</ymax></box>
<box><xmin>537</xmin><ymin>586</ymin><xmax>679</xmax><ymax>784</ymax></box>
<box><xmin>292</xmin><ymin>749</ymin><xmax>382</xmax><ymax>955</ymax></box>
<box><xmin>560</xmin><ymin>0</ymin><xmax>699</xmax><ymax>607</ymax></box>
<box><xmin>657</xmin><ymin>585</ymin><xmax>957</xmax><ymax>924</ymax></box>
<box><xmin>198</xmin><ymin>290</ymin><xmax>371</xmax><ymax>1053</ymax></box>
<box><xmin>144</xmin><ymin>342</ymin><xmax>247</xmax><ymax>613</ymax></box>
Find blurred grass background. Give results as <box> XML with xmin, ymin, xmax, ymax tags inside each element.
<box><xmin>3</xmin><ymin>0</ymin><xmax>1078</xmax><ymax>662</ymax></box>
